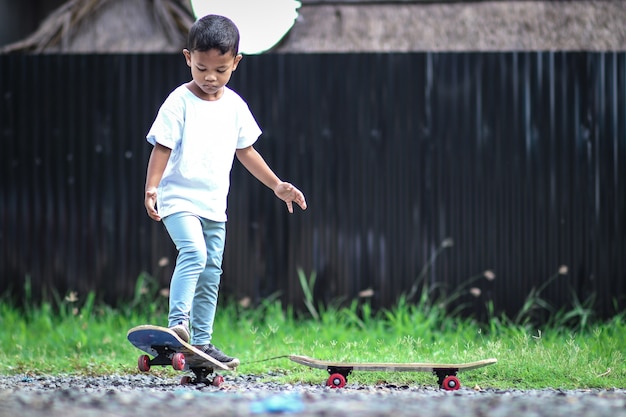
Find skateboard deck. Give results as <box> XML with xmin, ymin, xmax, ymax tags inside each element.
<box><xmin>289</xmin><ymin>354</ymin><xmax>497</xmax><ymax>390</ymax></box>
<box><xmin>127</xmin><ymin>324</ymin><xmax>231</xmax><ymax>386</ymax></box>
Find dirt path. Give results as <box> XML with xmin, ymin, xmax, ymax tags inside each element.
<box><xmin>1</xmin><ymin>374</ymin><xmax>625</xmax><ymax>417</ymax></box>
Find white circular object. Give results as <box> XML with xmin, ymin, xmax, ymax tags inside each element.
<box><xmin>190</xmin><ymin>0</ymin><xmax>301</xmax><ymax>54</ymax></box>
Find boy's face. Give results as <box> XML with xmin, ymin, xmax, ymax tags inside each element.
<box><xmin>183</xmin><ymin>48</ymin><xmax>242</xmax><ymax>100</ymax></box>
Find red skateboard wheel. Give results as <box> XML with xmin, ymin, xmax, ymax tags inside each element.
<box><xmin>171</xmin><ymin>352</ymin><xmax>186</xmax><ymax>371</ymax></box>
<box><xmin>442</xmin><ymin>375</ymin><xmax>461</xmax><ymax>391</ymax></box>
<box><xmin>212</xmin><ymin>375</ymin><xmax>224</xmax><ymax>387</ymax></box>
<box><xmin>326</xmin><ymin>373</ymin><xmax>347</xmax><ymax>388</ymax></box>
<box><xmin>137</xmin><ymin>355</ymin><xmax>150</xmax><ymax>372</ymax></box>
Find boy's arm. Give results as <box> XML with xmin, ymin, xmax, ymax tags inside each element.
<box><xmin>236</xmin><ymin>145</ymin><xmax>307</xmax><ymax>213</ymax></box>
<box><xmin>144</xmin><ymin>143</ymin><xmax>172</xmax><ymax>221</ymax></box>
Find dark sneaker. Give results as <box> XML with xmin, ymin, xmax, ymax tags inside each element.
<box><xmin>169</xmin><ymin>323</ymin><xmax>190</xmax><ymax>343</ymax></box>
<box><xmin>195</xmin><ymin>344</ymin><xmax>240</xmax><ymax>369</ymax></box>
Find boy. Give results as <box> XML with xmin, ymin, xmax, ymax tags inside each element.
<box><xmin>144</xmin><ymin>14</ymin><xmax>307</xmax><ymax>368</ymax></box>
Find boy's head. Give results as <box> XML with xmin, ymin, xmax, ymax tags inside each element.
<box><xmin>183</xmin><ymin>15</ymin><xmax>243</xmax><ymax>100</ymax></box>
<box><xmin>187</xmin><ymin>14</ymin><xmax>240</xmax><ymax>56</ymax></box>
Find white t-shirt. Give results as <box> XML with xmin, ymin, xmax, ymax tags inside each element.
<box><xmin>146</xmin><ymin>84</ymin><xmax>261</xmax><ymax>222</ymax></box>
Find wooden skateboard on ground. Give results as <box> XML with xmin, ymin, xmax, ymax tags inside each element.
<box><xmin>289</xmin><ymin>354</ymin><xmax>497</xmax><ymax>390</ymax></box>
<box><xmin>127</xmin><ymin>324</ymin><xmax>231</xmax><ymax>386</ymax></box>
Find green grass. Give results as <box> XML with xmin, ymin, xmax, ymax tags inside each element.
<box><xmin>1</xmin><ymin>278</ymin><xmax>624</xmax><ymax>390</ymax></box>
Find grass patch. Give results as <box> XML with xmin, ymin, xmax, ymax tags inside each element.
<box><xmin>1</xmin><ymin>278</ymin><xmax>624</xmax><ymax>390</ymax></box>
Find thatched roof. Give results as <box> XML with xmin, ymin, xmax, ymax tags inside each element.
<box><xmin>2</xmin><ymin>0</ymin><xmax>194</xmax><ymax>53</ymax></box>
<box><xmin>3</xmin><ymin>0</ymin><xmax>625</xmax><ymax>53</ymax></box>
<box><xmin>275</xmin><ymin>0</ymin><xmax>626</xmax><ymax>52</ymax></box>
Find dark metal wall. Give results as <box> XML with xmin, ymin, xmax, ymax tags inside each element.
<box><xmin>1</xmin><ymin>52</ymin><xmax>624</xmax><ymax>318</ymax></box>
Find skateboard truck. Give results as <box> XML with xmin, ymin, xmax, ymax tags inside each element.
<box><xmin>325</xmin><ymin>365</ymin><xmax>461</xmax><ymax>390</ymax></box>
<box><xmin>138</xmin><ymin>346</ymin><xmax>186</xmax><ymax>371</ymax></box>
<box><xmin>433</xmin><ymin>368</ymin><xmax>461</xmax><ymax>390</ymax></box>
<box><xmin>326</xmin><ymin>366</ymin><xmax>353</xmax><ymax>388</ymax></box>
<box><xmin>137</xmin><ymin>348</ymin><xmax>223</xmax><ymax>386</ymax></box>
<box><xmin>181</xmin><ymin>366</ymin><xmax>224</xmax><ymax>387</ymax></box>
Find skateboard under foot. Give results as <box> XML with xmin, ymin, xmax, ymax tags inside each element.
<box><xmin>127</xmin><ymin>324</ymin><xmax>231</xmax><ymax>386</ymax></box>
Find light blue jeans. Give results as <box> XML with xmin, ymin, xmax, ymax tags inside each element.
<box><xmin>162</xmin><ymin>212</ymin><xmax>226</xmax><ymax>346</ymax></box>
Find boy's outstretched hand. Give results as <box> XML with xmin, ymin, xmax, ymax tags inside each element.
<box><xmin>274</xmin><ymin>182</ymin><xmax>307</xmax><ymax>213</ymax></box>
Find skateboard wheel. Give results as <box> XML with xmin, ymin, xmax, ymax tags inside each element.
<box><xmin>212</xmin><ymin>375</ymin><xmax>224</xmax><ymax>387</ymax></box>
<box><xmin>137</xmin><ymin>355</ymin><xmax>151</xmax><ymax>372</ymax></box>
<box><xmin>172</xmin><ymin>352</ymin><xmax>186</xmax><ymax>371</ymax></box>
<box><xmin>180</xmin><ymin>375</ymin><xmax>192</xmax><ymax>385</ymax></box>
<box><xmin>326</xmin><ymin>373</ymin><xmax>346</xmax><ymax>388</ymax></box>
<box><xmin>442</xmin><ymin>375</ymin><xmax>461</xmax><ymax>391</ymax></box>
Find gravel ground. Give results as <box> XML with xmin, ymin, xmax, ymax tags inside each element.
<box><xmin>1</xmin><ymin>374</ymin><xmax>625</xmax><ymax>417</ymax></box>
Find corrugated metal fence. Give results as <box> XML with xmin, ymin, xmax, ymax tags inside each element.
<box><xmin>1</xmin><ymin>52</ymin><xmax>624</xmax><ymax>319</ymax></box>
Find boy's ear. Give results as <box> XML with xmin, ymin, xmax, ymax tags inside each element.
<box><xmin>232</xmin><ymin>54</ymin><xmax>243</xmax><ymax>70</ymax></box>
<box><xmin>182</xmin><ymin>49</ymin><xmax>192</xmax><ymax>66</ymax></box>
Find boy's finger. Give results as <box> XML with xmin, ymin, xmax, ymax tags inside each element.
<box><xmin>296</xmin><ymin>192</ymin><xmax>307</xmax><ymax>210</ymax></box>
<box><xmin>286</xmin><ymin>201</ymin><xmax>294</xmax><ymax>213</ymax></box>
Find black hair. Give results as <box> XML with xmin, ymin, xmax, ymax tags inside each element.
<box><xmin>187</xmin><ymin>14</ymin><xmax>240</xmax><ymax>55</ymax></box>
